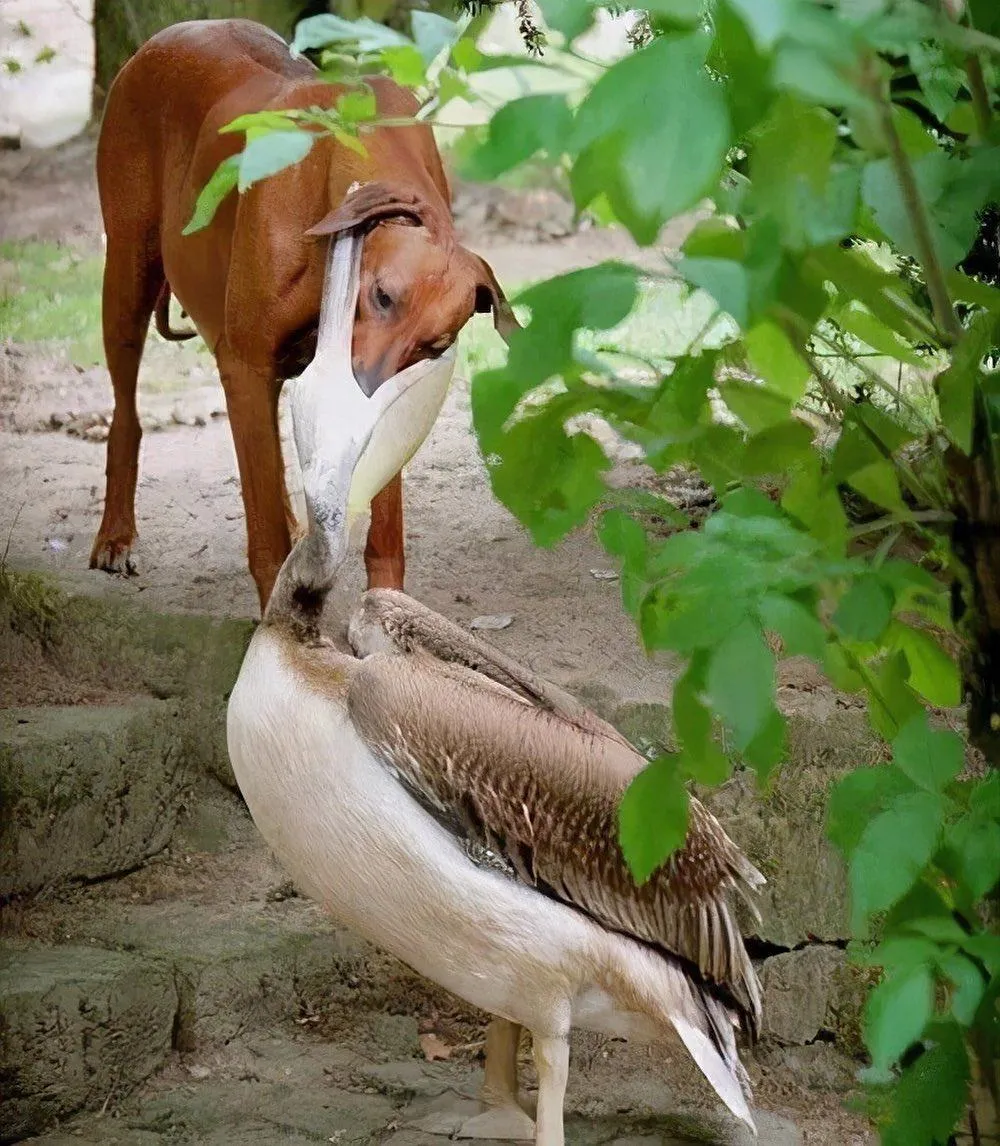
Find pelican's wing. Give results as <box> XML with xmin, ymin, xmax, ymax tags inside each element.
<box><xmin>347</xmin><ymin>648</ymin><xmax>763</xmax><ymax>1036</ymax></box>
<box><xmin>348</xmin><ymin>589</ymin><xmax>634</xmax><ymax>751</ymax></box>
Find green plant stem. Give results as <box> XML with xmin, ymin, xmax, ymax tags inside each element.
<box><xmin>867</xmin><ymin>62</ymin><xmax>962</xmax><ymax>345</ymax></box>
<box><xmin>965</xmin><ymin>55</ymin><xmax>993</xmax><ymax>138</ymax></box>
<box><xmin>849</xmin><ymin>510</ymin><xmax>955</xmax><ymax>539</ymax></box>
<box><xmin>805</xmin><ymin>351</ymin><xmax>941</xmax><ymax>509</ymax></box>
<box><xmin>687</xmin><ymin>306</ymin><xmax>723</xmax><ymax>356</ymax></box>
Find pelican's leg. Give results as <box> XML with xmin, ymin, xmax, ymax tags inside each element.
<box><xmin>532</xmin><ymin>1034</ymin><xmax>570</xmax><ymax>1146</ymax></box>
<box><xmin>482</xmin><ymin>1018</ymin><xmax>523</xmax><ymax>1108</ymax></box>
<box><xmin>455</xmin><ymin>1018</ymin><xmax>534</xmax><ymax>1140</ymax></box>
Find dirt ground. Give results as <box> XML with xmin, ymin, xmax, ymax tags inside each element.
<box><xmin>0</xmin><ymin>133</ymin><xmax>691</xmax><ymax>704</ymax></box>
<box><xmin>1</xmin><ymin>133</ymin><xmax>875</xmax><ymax>1146</ymax></box>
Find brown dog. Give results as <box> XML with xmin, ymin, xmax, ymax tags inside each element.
<box><xmin>91</xmin><ymin>18</ymin><xmax>516</xmax><ymax>611</ymax></box>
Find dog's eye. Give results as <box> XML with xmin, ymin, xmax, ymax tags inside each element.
<box><xmin>374</xmin><ymin>286</ymin><xmax>393</xmax><ymax>312</ymax></box>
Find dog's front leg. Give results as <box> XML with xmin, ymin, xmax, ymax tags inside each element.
<box><xmin>218</xmin><ymin>353</ymin><xmax>290</xmax><ymax>612</ymax></box>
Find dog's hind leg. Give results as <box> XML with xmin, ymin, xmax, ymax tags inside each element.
<box><xmin>90</xmin><ymin>133</ymin><xmax>163</xmax><ymax>576</ymax></box>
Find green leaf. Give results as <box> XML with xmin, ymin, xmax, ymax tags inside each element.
<box><xmin>720</xmin><ymin>379</ymin><xmax>792</xmax><ymax>431</ymax></box>
<box><xmin>833</xmin><ymin>575</ymin><xmax>894</xmax><ymax>643</ymax></box>
<box><xmin>748</xmin><ymin>93</ymin><xmax>856</xmax><ymax>249</ymax></box>
<box><xmin>865</xmin><ymin>648</ymin><xmax>925</xmax><ymax>742</ymax></box>
<box><xmin>183</xmin><ymin>154</ymin><xmax>239</xmax><ymax>235</ymax></box>
<box><xmin>902</xmin><ymin>916</ymin><xmax>970</xmax><ymax>945</ymax></box>
<box><xmin>380</xmin><ymin>45</ymin><xmax>426</xmax><ymax>87</ymax></box>
<box><xmin>831</xmin><ymin>423</ymin><xmax>906</xmax><ymax>512</ymax></box>
<box><xmin>963</xmin><ymin>934</ymin><xmax>1000</xmax><ymax>974</ymax></box>
<box><xmin>849</xmin><ymin>460</ymin><xmax>907</xmax><ymax>514</ymax></box>
<box><xmin>410</xmin><ymin>10</ymin><xmax>459</xmax><ymax>65</ymax></box>
<box><xmin>537</xmin><ymin>0</ymin><xmax>592</xmax><ymax>40</ymax></box>
<box><xmin>464</xmin><ymin>95</ymin><xmax>572</xmax><ymax>181</ymax></box>
<box><xmin>237</xmin><ymin>130</ymin><xmax>314</xmax><ymax>192</ymax></box>
<box><xmin>809</xmin><ymin>244</ymin><xmax>932</xmax><ymax>347</ymax></box>
<box><xmin>886</xmin><ymin>623</ymin><xmax>962</xmax><ymax>708</ymax></box>
<box><xmin>220</xmin><ymin>110</ymin><xmax>299</xmax><ymax>135</ymax></box>
<box><xmin>645</xmin><ymin>0</ymin><xmax>704</xmax><ymax>21</ymax></box>
<box><xmin>742</xmin><ymin>705</ymin><xmax>786</xmax><ymax>782</ymax></box>
<box><xmin>892</xmin><ymin>714</ymin><xmax>964</xmax><ymax>794</ymax></box>
<box><xmin>757</xmin><ymin>593</ymin><xmax>826</xmax><ymax>661</ymax></box>
<box><xmin>599</xmin><ymin>508</ymin><xmax>647</xmax><ymax>566</ymax></box>
<box><xmin>670</xmin><ymin>656</ymin><xmax>734</xmax><ymax>786</ymax></box>
<box><xmin>941</xmin><ymin>953</ymin><xmax>987</xmax><ymax>1026</ymax></box>
<box><xmin>851</xmin><ymin>791</ymin><xmax>945</xmax><ymax>928</ymax></box>
<box><xmin>337</xmin><ymin>87</ymin><xmax>377</xmax><ymax>124</ymax></box>
<box><xmin>880</xmin><ymin>1023</ymin><xmax>970</xmax><ymax>1146</ymax></box>
<box><xmin>572</xmin><ymin>32</ymin><xmax>730</xmax><ymax>245</ymax></box>
<box><xmin>863</xmin><ymin>148</ymin><xmax>1000</xmax><ymax>271</ymax></box>
<box><xmin>823</xmin><ymin>640</ymin><xmax>866</xmax><ymax>693</ymax></box>
<box><xmin>485</xmin><ymin>417</ymin><xmax>610</xmax><ymax>547</ymax></box>
<box><xmin>827</xmin><ymin>764</ymin><xmax>916</xmax><ymax>857</ymax></box>
<box><xmin>676</xmin><ymin>257</ymin><xmax>749</xmax><ymax>326</ymax></box>
<box><xmin>834</xmin><ymin>302</ymin><xmax>924</xmax><ymax>365</ymax></box>
<box><xmin>909</xmin><ymin>42</ymin><xmax>962</xmax><ymax>124</ymax></box>
<box><xmin>782</xmin><ymin>457</ymin><xmax>848</xmax><ymax>551</ymax></box>
<box><xmin>936</xmin><ymin>308</ymin><xmax>1000</xmax><ymax>455</ymax></box>
<box><xmin>743</xmin><ymin>419</ymin><xmax>815</xmax><ymax>476</ymax></box>
<box><xmin>972</xmin><ymin>772</ymin><xmax>1000</xmax><ymax>820</ymax></box>
<box><xmin>292</xmin><ymin>13</ymin><xmax>410</xmax><ymax>54</ymax></box>
<box><xmin>744</xmin><ymin>321</ymin><xmax>810</xmax><ymax>401</ymax></box>
<box><xmin>948</xmin><ymin>814</ymin><xmax>1000</xmax><ymax>900</ymax></box>
<box><xmin>706</xmin><ymin>618</ymin><xmax>775</xmax><ymax>750</ymax></box>
<box><xmin>864</xmin><ymin>962</ymin><xmax>934</xmax><ymax>1070</ymax></box>
<box><xmin>671</xmin><ymin>657</ymin><xmax>710</xmax><ymax>756</ymax></box>
<box><xmin>472</xmin><ymin>262</ymin><xmax>641</xmax><ymax>451</ymax></box>
<box><xmin>618</xmin><ymin>755</ymin><xmax>690</xmax><ymax>884</ymax></box>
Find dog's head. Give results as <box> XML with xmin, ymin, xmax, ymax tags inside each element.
<box><xmin>307</xmin><ymin>181</ymin><xmax>518</xmax><ymax>396</ymax></box>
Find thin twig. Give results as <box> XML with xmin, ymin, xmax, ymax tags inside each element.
<box><xmin>865</xmin><ymin>57</ymin><xmax>962</xmax><ymax>344</ymax></box>
<box><xmin>795</xmin><ymin>319</ymin><xmax>949</xmax><ymax>446</ymax></box>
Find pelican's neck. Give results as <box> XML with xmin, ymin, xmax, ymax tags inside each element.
<box><xmin>264</xmin><ymin>503</ymin><xmax>352</xmax><ymax>640</ymax></box>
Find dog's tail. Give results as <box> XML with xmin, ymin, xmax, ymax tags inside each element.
<box><xmin>154</xmin><ymin>280</ymin><xmax>197</xmax><ymax>342</ymax></box>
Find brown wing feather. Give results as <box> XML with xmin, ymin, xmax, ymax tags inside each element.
<box><xmin>349</xmin><ymin>589</ymin><xmax>634</xmax><ymax>751</ymax></box>
<box><xmin>347</xmin><ymin>649</ymin><xmax>763</xmax><ymax>1036</ymax></box>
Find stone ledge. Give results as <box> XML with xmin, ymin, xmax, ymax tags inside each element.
<box><xmin>0</xmin><ymin>702</ymin><xmax>192</xmax><ymax>899</ymax></box>
<box><xmin>0</xmin><ymin>944</ymin><xmax>176</xmax><ymax>1141</ymax></box>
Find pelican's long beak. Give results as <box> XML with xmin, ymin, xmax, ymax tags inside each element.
<box><xmin>285</xmin><ymin>230</ymin><xmax>456</xmax><ymax>542</ymax></box>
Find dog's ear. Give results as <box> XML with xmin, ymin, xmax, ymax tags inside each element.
<box><xmin>470</xmin><ymin>253</ymin><xmax>520</xmax><ymax>343</ymax></box>
<box><xmin>307</xmin><ymin>181</ymin><xmax>436</xmax><ymax>237</ymax></box>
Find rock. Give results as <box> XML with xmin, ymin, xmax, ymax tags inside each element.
<box><xmin>0</xmin><ymin>571</ymin><xmax>254</xmax><ymax>790</ymax></box>
<box><xmin>758</xmin><ymin>946</ymin><xmax>865</xmax><ymax>1048</ymax></box>
<box><xmin>705</xmin><ymin>709</ymin><xmax>884</xmax><ymax>948</ymax></box>
<box><xmin>97</xmin><ymin>899</ymin><xmax>368</xmax><ymax>1052</ymax></box>
<box><xmin>0</xmin><ymin>945</ymin><xmax>176</xmax><ymax>1139</ymax></box>
<box><xmin>361</xmin><ymin>1058</ymin><xmax>456</xmax><ymax>1100</ymax></box>
<box><xmin>469</xmin><ymin>614</ymin><xmax>513</xmax><ymax>631</ymax></box>
<box><xmin>0</xmin><ymin>702</ymin><xmax>193</xmax><ymax>898</ymax></box>
<box><xmin>753</xmin><ymin>1042</ymin><xmax>859</xmax><ymax>1092</ymax></box>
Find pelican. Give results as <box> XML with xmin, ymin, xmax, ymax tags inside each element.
<box><xmin>227</xmin><ymin>227</ymin><xmax>764</xmax><ymax>1144</ymax></box>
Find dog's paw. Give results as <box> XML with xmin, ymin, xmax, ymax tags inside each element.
<box><xmin>89</xmin><ymin>535</ymin><xmax>138</xmax><ymax>576</ymax></box>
